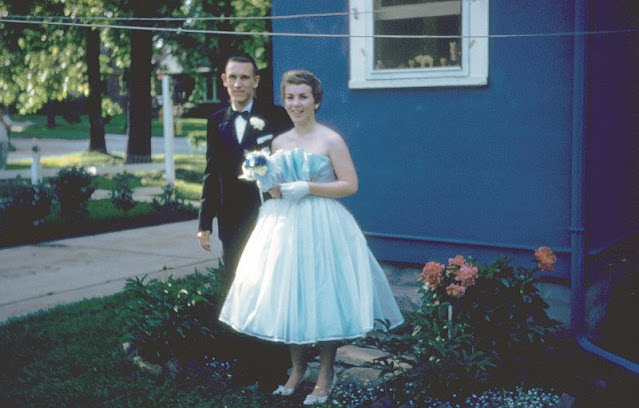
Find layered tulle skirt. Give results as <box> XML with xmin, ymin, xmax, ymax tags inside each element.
<box><xmin>219</xmin><ymin>195</ymin><xmax>404</xmax><ymax>344</ymax></box>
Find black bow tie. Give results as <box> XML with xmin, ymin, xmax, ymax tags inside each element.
<box><xmin>231</xmin><ymin>110</ymin><xmax>250</xmax><ymax>120</ymax></box>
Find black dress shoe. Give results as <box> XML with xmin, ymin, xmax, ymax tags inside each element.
<box><xmin>256</xmin><ymin>370</ymin><xmax>288</xmax><ymax>393</ymax></box>
<box><xmin>230</xmin><ymin>368</ymin><xmax>260</xmax><ymax>390</ymax></box>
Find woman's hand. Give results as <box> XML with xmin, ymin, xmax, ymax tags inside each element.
<box><xmin>268</xmin><ymin>186</ymin><xmax>282</xmax><ymax>198</ymax></box>
<box><xmin>280</xmin><ymin>181</ymin><xmax>310</xmax><ymax>200</ymax></box>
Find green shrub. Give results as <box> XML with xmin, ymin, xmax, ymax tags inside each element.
<box><xmin>150</xmin><ymin>184</ymin><xmax>197</xmax><ymax>218</ymax></box>
<box><xmin>370</xmin><ymin>308</ymin><xmax>495</xmax><ymax>404</ymax></box>
<box><xmin>50</xmin><ymin>166</ymin><xmax>95</xmax><ymax>220</ymax></box>
<box><xmin>367</xmin><ymin>248</ymin><xmax>561</xmax><ymax>404</ymax></box>
<box><xmin>0</xmin><ymin>178</ymin><xmax>53</xmax><ymax>230</ymax></box>
<box><xmin>123</xmin><ymin>268</ymin><xmax>224</xmax><ymax>365</ymax></box>
<box><xmin>110</xmin><ymin>172</ymin><xmax>136</xmax><ymax>214</ymax></box>
<box><xmin>186</xmin><ymin>130</ymin><xmax>207</xmax><ymax>153</ymax></box>
<box><xmin>455</xmin><ymin>256</ymin><xmax>561</xmax><ymax>384</ymax></box>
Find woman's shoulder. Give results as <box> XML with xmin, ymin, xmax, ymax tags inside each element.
<box><xmin>271</xmin><ymin>129</ymin><xmax>294</xmax><ymax>150</ymax></box>
<box><xmin>316</xmin><ymin>124</ymin><xmax>346</xmax><ymax>148</ymax></box>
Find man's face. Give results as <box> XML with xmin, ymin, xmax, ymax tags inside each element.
<box><xmin>221</xmin><ymin>61</ymin><xmax>260</xmax><ymax>108</ymax></box>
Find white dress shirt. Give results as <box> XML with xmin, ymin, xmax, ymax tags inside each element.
<box><xmin>232</xmin><ymin>101</ymin><xmax>253</xmax><ymax>144</ymax></box>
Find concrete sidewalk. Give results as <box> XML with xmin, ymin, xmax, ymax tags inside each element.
<box><xmin>0</xmin><ymin>220</ymin><xmax>222</xmax><ymax>323</ymax></box>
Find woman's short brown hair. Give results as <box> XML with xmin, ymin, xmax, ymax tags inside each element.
<box><xmin>280</xmin><ymin>70</ymin><xmax>323</xmax><ymax>110</ymax></box>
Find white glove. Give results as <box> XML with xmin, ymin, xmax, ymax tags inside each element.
<box><xmin>280</xmin><ymin>181</ymin><xmax>310</xmax><ymax>201</ymax></box>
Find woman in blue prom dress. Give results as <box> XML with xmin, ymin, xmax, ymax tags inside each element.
<box><xmin>219</xmin><ymin>70</ymin><xmax>403</xmax><ymax>405</ymax></box>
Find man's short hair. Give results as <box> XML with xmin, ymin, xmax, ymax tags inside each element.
<box><xmin>226</xmin><ymin>53</ymin><xmax>259</xmax><ymax>76</ymax></box>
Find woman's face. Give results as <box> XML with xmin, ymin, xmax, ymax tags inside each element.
<box><xmin>283</xmin><ymin>83</ymin><xmax>317</xmax><ymax>125</ymax></box>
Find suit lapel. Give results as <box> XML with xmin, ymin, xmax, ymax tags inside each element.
<box><xmin>219</xmin><ymin>107</ymin><xmax>241</xmax><ymax>150</ymax></box>
<box><xmin>240</xmin><ymin>104</ymin><xmax>260</xmax><ymax>150</ymax></box>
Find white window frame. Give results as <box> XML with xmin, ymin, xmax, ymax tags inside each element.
<box><xmin>349</xmin><ymin>0</ymin><xmax>489</xmax><ymax>89</ymax></box>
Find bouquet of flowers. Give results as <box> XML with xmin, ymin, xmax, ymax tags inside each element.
<box><xmin>238</xmin><ymin>148</ymin><xmax>283</xmax><ymax>193</ymax></box>
<box><xmin>239</xmin><ymin>148</ymin><xmax>270</xmax><ymax>181</ymax></box>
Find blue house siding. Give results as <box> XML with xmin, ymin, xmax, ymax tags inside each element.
<box><xmin>271</xmin><ymin>0</ymin><xmax>635</xmax><ymax>279</ymax></box>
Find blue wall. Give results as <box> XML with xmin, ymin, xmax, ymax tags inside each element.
<box><xmin>270</xmin><ymin>1</ymin><xmax>635</xmax><ymax>276</ymax></box>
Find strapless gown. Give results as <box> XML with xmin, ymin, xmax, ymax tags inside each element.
<box><xmin>219</xmin><ymin>148</ymin><xmax>404</xmax><ymax>344</ymax></box>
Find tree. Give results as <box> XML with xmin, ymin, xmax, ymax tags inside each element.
<box><xmin>162</xmin><ymin>0</ymin><xmax>273</xmax><ymax>102</ymax></box>
<box><xmin>0</xmin><ymin>0</ymin><xmax>114</xmax><ymax>152</ymax></box>
<box><xmin>86</xmin><ymin>27</ymin><xmax>106</xmax><ymax>152</ymax></box>
<box><xmin>120</xmin><ymin>0</ymin><xmax>181</xmax><ymax>163</ymax></box>
<box><xmin>0</xmin><ymin>1</ymin><xmax>86</xmax><ymax>116</ymax></box>
<box><xmin>1</xmin><ymin>0</ymin><xmax>274</xmax><ymax>162</ymax></box>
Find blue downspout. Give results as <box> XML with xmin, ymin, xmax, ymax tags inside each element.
<box><xmin>570</xmin><ymin>0</ymin><xmax>639</xmax><ymax>376</ymax></box>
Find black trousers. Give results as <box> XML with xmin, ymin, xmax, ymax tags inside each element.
<box><xmin>219</xmin><ymin>233</ymin><xmax>290</xmax><ymax>390</ymax></box>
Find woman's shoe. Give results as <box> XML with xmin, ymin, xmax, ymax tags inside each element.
<box><xmin>272</xmin><ymin>366</ymin><xmax>311</xmax><ymax>396</ymax></box>
<box><xmin>303</xmin><ymin>372</ymin><xmax>338</xmax><ymax>406</ymax></box>
<box><xmin>272</xmin><ymin>384</ymin><xmax>296</xmax><ymax>396</ymax></box>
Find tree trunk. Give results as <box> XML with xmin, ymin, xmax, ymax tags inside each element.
<box><xmin>125</xmin><ymin>26</ymin><xmax>153</xmax><ymax>163</ymax></box>
<box><xmin>259</xmin><ymin>13</ymin><xmax>275</xmax><ymax>103</ymax></box>
<box><xmin>45</xmin><ymin>101</ymin><xmax>56</xmax><ymax>128</ymax></box>
<box><xmin>86</xmin><ymin>28</ymin><xmax>107</xmax><ymax>153</ymax></box>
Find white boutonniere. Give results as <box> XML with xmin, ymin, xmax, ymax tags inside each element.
<box><xmin>249</xmin><ymin>116</ymin><xmax>265</xmax><ymax>130</ymax></box>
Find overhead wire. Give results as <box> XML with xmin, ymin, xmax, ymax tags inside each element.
<box><xmin>3</xmin><ymin>11</ymin><xmax>351</xmax><ymax>22</ymax></box>
<box><xmin>1</xmin><ymin>11</ymin><xmax>638</xmax><ymax>39</ymax></box>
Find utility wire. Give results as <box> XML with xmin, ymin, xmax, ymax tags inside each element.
<box><xmin>1</xmin><ymin>16</ymin><xmax>638</xmax><ymax>39</ymax></box>
<box><xmin>4</xmin><ymin>11</ymin><xmax>350</xmax><ymax>22</ymax></box>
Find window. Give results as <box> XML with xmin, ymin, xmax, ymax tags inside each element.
<box><xmin>349</xmin><ymin>0</ymin><xmax>489</xmax><ymax>89</ymax></box>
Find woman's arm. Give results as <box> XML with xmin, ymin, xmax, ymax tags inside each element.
<box><xmin>308</xmin><ymin>131</ymin><xmax>358</xmax><ymax>198</ymax></box>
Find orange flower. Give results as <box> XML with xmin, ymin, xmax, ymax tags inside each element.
<box><xmin>448</xmin><ymin>255</ymin><xmax>466</xmax><ymax>267</ymax></box>
<box><xmin>445</xmin><ymin>283</ymin><xmax>467</xmax><ymax>298</ymax></box>
<box><xmin>455</xmin><ymin>264</ymin><xmax>478</xmax><ymax>287</ymax></box>
<box><xmin>535</xmin><ymin>246</ymin><xmax>557</xmax><ymax>271</ymax></box>
<box><xmin>422</xmin><ymin>261</ymin><xmax>445</xmax><ymax>289</ymax></box>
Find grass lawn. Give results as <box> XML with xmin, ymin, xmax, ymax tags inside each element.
<box><xmin>0</xmin><ymin>290</ymin><xmax>288</xmax><ymax>408</ymax></box>
<box><xmin>12</xmin><ymin>114</ymin><xmax>206</xmax><ymax>139</ymax></box>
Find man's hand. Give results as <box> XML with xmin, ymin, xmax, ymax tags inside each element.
<box><xmin>197</xmin><ymin>230</ymin><xmax>212</xmax><ymax>251</ymax></box>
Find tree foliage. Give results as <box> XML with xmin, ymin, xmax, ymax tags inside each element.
<box><xmin>1</xmin><ymin>1</ymin><xmax>85</xmax><ymax>114</ymax></box>
<box><xmin>0</xmin><ymin>0</ymin><xmax>273</xmax><ymax>160</ymax></box>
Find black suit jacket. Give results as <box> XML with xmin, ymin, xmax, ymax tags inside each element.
<box><xmin>198</xmin><ymin>100</ymin><xmax>292</xmax><ymax>246</ymax></box>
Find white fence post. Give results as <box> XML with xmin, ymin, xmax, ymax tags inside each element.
<box><xmin>31</xmin><ymin>145</ymin><xmax>42</xmax><ymax>184</ymax></box>
<box><xmin>162</xmin><ymin>74</ymin><xmax>175</xmax><ymax>186</ymax></box>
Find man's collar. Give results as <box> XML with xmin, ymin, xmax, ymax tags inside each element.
<box><xmin>231</xmin><ymin>100</ymin><xmax>254</xmax><ymax>113</ymax></box>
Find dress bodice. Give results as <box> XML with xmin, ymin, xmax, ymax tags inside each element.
<box><xmin>275</xmin><ymin>148</ymin><xmax>336</xmax><ymax>184</ymax></box>
<box><xmin>255</xmin><ymin>148</ymin><xmax>336</xmax><ymax>191</ymax></box>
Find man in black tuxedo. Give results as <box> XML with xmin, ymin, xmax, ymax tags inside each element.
<box><xmin>197</xmin><ymin>54</ymin><xmax>291</xmax><ymax>280</ymax></box>
<box><xmin>197</xmin><ymin>53</ymin><xmax>292</xmax><ymax>390</ymax></box>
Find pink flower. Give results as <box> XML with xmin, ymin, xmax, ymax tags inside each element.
<box><xmin>455</xmin><ymin>264</ymin><xmax>478</xmax><ymax>287</ymax></box>
<box><xmin>448</xmin><ymin>255</ymin><xmax>466</xmax><ymax>267</ymax></box>
<box><xmin>421</xmin><ymin>261</ymin><xmax>445</xmax><ymax>289</ymax></box>
<box><xmin>535</xmin><ymin>246</ymin><xmax>557</xmax><ymax>271</ymax></box>
<box><xmin>445</xmin><ymin>283</ymin><xmax>467</xmax><ymax>298</ymax></box>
